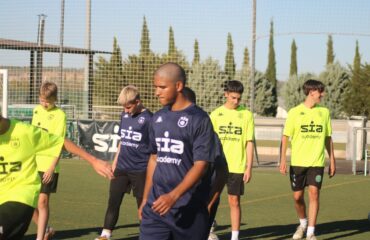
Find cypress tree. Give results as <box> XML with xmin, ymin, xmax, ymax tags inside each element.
<box><xmin>192</xmin><ymin>39</ymin><xmax>200</xmax><ymax>65</ymax></box>
<box><xmin>266</xmin><ymin>20</ymin><xmax>276</xmax><ymax>86</ymax></box>
<box><xmin>290</xmin><ymin>39</ymin><xmax>298</xmax><ymax>76</ymax></box>
<box><xmin>140</xmin><ymin>16</ymin><xmax>151</xmax><ymax>56</ymax></box>
<box><xmin>243</xmin><ymin>47</ymin><xmax>250</xmax><ymax>67</ymax></box>
<box><xmin>326</xmin><ymin>35</ymin><xmax>335</xmax><ymax>66</ymax></box>
<box><xmin>224</xmin><ymin>33</ymin><xmax>235</xmax><ymax>80</ymax></box>
<box><xmin>168</xmin><ymin>26</ymin><xmax>176</xmax><ymax>57</ymax></box>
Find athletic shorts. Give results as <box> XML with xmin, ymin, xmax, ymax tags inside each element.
<box><xmin>0</xmin><ymin>201</ymin><xmax>34</xmax><ymax>240</ymax></box>
<box><xmin>227</xmin><ymin>172</ymin><xmax>244</xmax><ymax>196</ymax></box>
<box><xmin>140</xmin><ymin>200</ymin><xmax>209</xmax><ymax>240</ymax></box>
<box><xmin>113</xmin><ymin>169</ymin><xmax>146</xmax><ymax>198</ymax></box>
<box><xmin>289</xmin><ymin>166</ymin><xmax>325</xmax><ymax>191</ymax></box>
<box><xmin>38</xmin><ymin>171</ymin><xmax>59</xmax><ymax>194</ymax></box>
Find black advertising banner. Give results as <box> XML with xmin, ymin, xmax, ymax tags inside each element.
<box><xmin>77</xmin><ymin>120</ymin><xmax>120</xmax><ymax>161</ymax></box>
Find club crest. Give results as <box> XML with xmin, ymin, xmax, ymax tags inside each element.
<box><xmin>177</xmin><ymin>116</ymin><xmax>189</xmax><ymax>128</ymax></box>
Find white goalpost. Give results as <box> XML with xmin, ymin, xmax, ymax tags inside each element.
<box><xmin>0</xmin><ymin>69</ymin><xmax>8</xmax><ymax>118</ymax></box>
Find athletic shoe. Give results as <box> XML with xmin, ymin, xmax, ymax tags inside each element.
<box><xmin>43</xmin><ymin>226</ymin><xmax>55</xmax><ymax>240</ymax></box>
<box><xmin>292</xmin><ymin>225</ymin><xmax>306</xmax><ymax>240</ymax></box>
<box><xmin>208</xmin><ymin>232</ymin><xmax>219</xmax><ymax>240</ymax></box>
<box><xmin>306</xmin><ymin>234</ymin><xmax>317</xmax><ymax>240</ymax></box>
<box><xmin>94</xmin><ymin>236</ymin><xmax>111</xmax><ymax>240</ymax></box>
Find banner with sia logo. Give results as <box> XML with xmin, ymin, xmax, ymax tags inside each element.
<box><xmin>77</xmin><ymin>120</ymin><xmax>120</xmax><ymax>161</ymax></box>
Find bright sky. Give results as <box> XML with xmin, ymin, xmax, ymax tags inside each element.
<box><xmin>1</xmin><ymin>0</ymin><xmax>370</xmax><ymax>80</ymax></box>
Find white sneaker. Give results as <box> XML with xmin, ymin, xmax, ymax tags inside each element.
<box><xmin>306</xmin><ymin>234</ymin><xmax>317</xmax><ymax>240</ymax></box>
<box><xmin>292</xmin><ymin>225</ymin><xmax>306</xmax><ymax>240</ymax></box>
<box><xmin>210</xmin><ymin>220</ymin><xmax>218</xmax><ymax>233</ymax></box>
<box><xmin>208</xmin><ymin>232</ymin><xmax>219</xmax><ymax>240</ymax></box>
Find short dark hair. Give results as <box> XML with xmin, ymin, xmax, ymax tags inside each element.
<box><xmin>182</xmin><ymin>87</ymin><xmax>196</xmax><ymax>103</ymax></box>
<box><xmin>223</xmin><ymin>80</ymin><xmax>244</xmax><ymax>94</ymax></box>
<box><xmin>303</xmin><ymin>79</ymin><xmax>325</xmax><ymax>96</ymax></box>
<box><xmin>155</xmin><ymin>62</ymin><xmax>187</xmax><ymax>85</ymax></box>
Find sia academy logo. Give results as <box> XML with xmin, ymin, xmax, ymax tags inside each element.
<box><xmin>156</xmin><ymin>131</ymin><xmax>184</xmax><ymax>154</ymax></box>
<box><xmin>300</xmin><ymin>121</ymin><xmax>323</xmax><ymax>133</ymax></box>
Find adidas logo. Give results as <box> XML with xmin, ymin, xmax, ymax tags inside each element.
<box><xmin>156</xmin><ymin>116</ymin><xmax>163</xmax><ymax>123</ymax></box>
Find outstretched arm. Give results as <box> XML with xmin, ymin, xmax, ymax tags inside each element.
<box><xmin>63</xmin><ymin>138</ymin><xmax>113</xmax><ymax>179</ymax></box>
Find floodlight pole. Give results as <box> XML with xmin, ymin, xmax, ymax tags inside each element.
<box><xmin>59</xmin><ymin>0</ymin><xmax>65</xmax><ymax>103</ymax></box>
<box><xmin>250</xmin><ymin>0</ymin><xmax>256</xmax><ymax>112</ymax></box>
<box><xmin>84</xmin><ymin>0</ymin><xmax>91</xmax><ymax>118</ymax></box>
<box><xmin>1</xmin><ymin>69</ymin><xmax>8</xmax><ymax>117</ymax></box>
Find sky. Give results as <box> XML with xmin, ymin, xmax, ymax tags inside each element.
<box><xmin>1</xmin><ymin>0</ymin><xmax>370</xmax><ymax>80</ymax></box>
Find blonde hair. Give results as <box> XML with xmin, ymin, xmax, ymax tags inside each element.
<box><xmin>39</xmin><ymin>81</ymin><xmax>58</xmax><ymax>100</ymax></box>
<box><xmin>117</xmin><ymin>85</ymin><xmax>140</xmax><ymax>105</ymax></box>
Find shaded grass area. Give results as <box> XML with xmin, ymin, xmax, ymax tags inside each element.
<box><xmin>25</xmin><ymin>159</ymin><xmax>370</xmax><ymax>240</ymax></box>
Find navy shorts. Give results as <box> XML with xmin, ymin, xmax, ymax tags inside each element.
<box><xmin>140</xmin><ymin>200</ymin><xmax>209</xmax><ymax>240</ymax></box>
<box><xmin>0</xmin><ymin>201</ymin><xmax>34</xmax><ymax>240</ymax></box>
<box><xmin>290</xmin><ymin>166</ymin><xmax>325</xmax><ymax>191</ymax></box>
<box><xmin>227</xmin><ymin>173</ymin><xmax>244</xmax><ymax>196</ymax></box>
<box><xmin>38</xmin><ymin>171</ymin><xmax>59</xmax><ymax>194</ymax></box>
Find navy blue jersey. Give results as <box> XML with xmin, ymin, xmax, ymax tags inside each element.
<box><xmin>148</xmin><ymin>104</ymin><xmax>215</xmax><ymax>208</ymax></box>
<box><xmin>117</xmin><ymin>110</ymin><xmax>153</xmax><ymax>172</ymax></box>
<box><xmin>211</xmin><ymin>133</ymin><xmax>228</xmax><ymax>182</ymax></box>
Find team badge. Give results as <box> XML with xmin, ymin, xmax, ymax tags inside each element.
<box><xmin>48</xmin><ymin>114</ymin><xmax>55</xmax><ymax>120</ymax></box>
<box><xmin>138</xmin><ymin>117</ymin><xmax>145</xmax><ymax>124</ymax></box>
<box><xmin>178</xmin><ymin>116</ymin><xmax>189</xmax><ymax>128</ymax></box>
<box><xmin>10</xmin><ymin>138</ymin><xmax>20</xmax><ymax>149</ymax></box>
<box><xmin>315</xmin><ymin>175</ymin><xmax>322</xmax><ymax>183</ymax></box>
<box><xmin>156</xmin><ymin>116</ymin><xmax>163</xmax><ymax>123</ymax></box>
<box><xmin>218</xmin><ymin>112</ymin><xmax>223</xmax><ymax>116</ymax></box>
<box><xmin>300</xmin><ymin>112</ymin><xmax>305</xmax><ymax>115</ymax></box>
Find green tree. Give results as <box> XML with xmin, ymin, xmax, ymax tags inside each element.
<box><xmin>224</xmin><ymin>33</ymin><xmax>235</xmax><ymax>80</ymax></box>
<box><xmin>326</xmin><ymin>35</ymin><xmax>335</xmax><ymax>66</ymax></box>
<box><xmin>243</xmin><ymin>47</ymin><xmax>250</xmax><ymax>67</ymax></box>
<box><xmin>168</xmin><ymin>26</ymin><xmax>176</xmax><ymax>58</ymax></box>
<box><xmin>283</xmin><ymin>73</ymin><xmax>316</xmax><ymax>110</ymax></box>
<box><xmin>319</xmin><ymin>63</ymin><xmax>350</xmax><ymax>118</ymax></box>
<box><xmin>140</xmin><ymin>16</ymin><xmax>151</xmax><ymax>57</ymax></box>
<box><xmin>254</xmin><ymin>71</ymin><xmax>277</xmax><ymax>116</ymax></box>
<box><xmin>93</xmin><ymin>37</ymin><xmax>126</xmax><ymax>106</ymax></box>
<box><xmin>266</xmin><ymin>20</ymin><xmax>277</xmax><ymax>86</ymax></box>
<box><xmin>352</xmin><ymin>40</ymin><xmax>361</xmax><ymax>82</ymax></box>
<box><xmin>188</xmin><ymin>57</ymin><xmax>228</xmax><ymax>113</ymax></box>
<box><xmin>290</xmin><ymin>39</ymin><xmax>298</xmax><ymax>76</ymax></box>
<box><xmin>235</xmin><ymin>47</ymin><xmax>251</xmax><ymax>108</ymax></box>
<box><xmin>192</xmin><ymin>39</ymin><xmax>200</xmax><ymax>65</ymax></box>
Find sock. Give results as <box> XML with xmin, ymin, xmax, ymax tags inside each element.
<box><xmin>231</xmin><ymin>230</ymin><xmax>239</xmax><ymax>240</ymax></box>
<box><xmin>307</xmin><ymin>226</ymin><xmax>315</xmax><ymax>236</ymax></box>
<box><xmin>101</xmin><ymin>229</ymin><xmax>112</xmax><ymax>238</ymax></box>
<box><xmin>299</xmin><ymin>218</ymin><xmax>308</xmax><ymax>228</ymax></box>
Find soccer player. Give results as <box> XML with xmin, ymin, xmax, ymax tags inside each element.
<box><xmin>138</xmin><ymin>63</ymin><xmax>215</xmax><ymax>240</ymax></box>
<box><xmin>95</xmin><ymin>85</ymin><xmax>153</xmax><ymax>240</ymax></box>
<box><xmin>182</xmin><ymin>86</ymin><xmax>228</xmax><ymax>240</ymax></box>
<box><xmin>0</xmin><ymin>113</ymin><xmax>113</xmax><ymax>240</ymax></box>
<box><xmin>210</xmin><ymin>80</ymin><xmax>255</xmax><ymax>240</ymax></box>
<box><xmin>31</xmin><ymin>81</ymin><xmax>67</xmax><ymax>240</ymax></box>
<box><xmin>280</xmin><ymin>79</ymin><xmax>336</xmax><ymax>240</ymax></box>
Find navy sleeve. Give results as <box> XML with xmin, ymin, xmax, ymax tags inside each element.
<box><xmin>192</xmin><ymin>115</ymin><xmax>214</xmax><ymax>163</ymax></box>
<box><xmin>148</xmin><ymin>117</ymin><xmax>157</xmax><ymax>154</ymax></box>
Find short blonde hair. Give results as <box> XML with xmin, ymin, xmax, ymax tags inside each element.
<box><xmin>39</xmin><ymin>81</ymin><xmax>58</xmax><ymax>100</ymax></box>
<box><xmin>117</xmin><ymin>85</ymin><xmax>140</xmax><ymax>105</ymax></box>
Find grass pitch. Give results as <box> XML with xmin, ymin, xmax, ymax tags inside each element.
<box><xmin>25</xmin><ymin>158</ymin><xmax>370</xmax><ymax>240</ymax></box>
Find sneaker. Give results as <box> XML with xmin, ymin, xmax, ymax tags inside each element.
<box><xmin>94</xmin><ymin>236</ymin><xmax>111</xmax><ymax>240</ymax></box>
<box><xmin>208</xmin><ymin>232</ymin><xmax>219</xmax><ymax>240</ymax></box>
<box><xmin>43</xmin><ymin>227</ymin><xmax>55</xmax><ymax>240</ymax></box>
<box><xmin>306</xmin><ymin>234</ymin><xmax>317</xmax><ymax>240</ymax></box>
<box><xmin>292</xmin><ymin>225</ymin><xmax>306</xmax><ymax>240</ymax></box>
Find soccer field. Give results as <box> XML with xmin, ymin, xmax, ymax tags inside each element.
<box><xmin>25</xmin><ymin>159</ymin><xmax>370</xmax><ymax>240</ymax></box>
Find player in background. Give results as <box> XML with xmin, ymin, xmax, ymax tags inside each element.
<box><xmin>210</xmin><ymin>80</ymin><xmax>254</xmax><ymax>240</ymax></box>
<box><xmin>138</xmin><ymin>63</ymin><xmax>215</xmax><ymax>240</ymax></box>
<box><xmin>0</xmin><ymin>113</ymin><xmax>113</xmax><ymax>240</ymax></box>
<box><xmin>95</xmin><ymin>85</ymin><xmax>153</xmax><ymax>240</ymax></box>
<box><xmin>182</xmin><ymin>87</ymin><xmax>228</xmax><ymax>240</ymax></box>
<box><xmin>280</xmin><ymin>79</ymin><xmax>336</xmax><ymax>240</ymax></box>
<box><xmin>31</xmin><ymin>81</ymin><xmax>66</xmax><ymax>240</ymax></box>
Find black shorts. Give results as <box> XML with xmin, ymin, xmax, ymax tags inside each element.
<box><xmin>227</xmin><ymin>173</ymin><xmax>244</xmax><ymax>196</ymax></box>
<box><xmin>38</xmin><ymin>171</ymin><xmax>59</xmax><ymax>194</ymax></box>
<box><xmin>112</xmin><ymin>169</ymin><xmax>146</xmax><ymax>198</ymax></box>
<box><xmin>289</xmin><ymin>166</ymin><xmax>325</xmax><ymax>191</ymax></box>
<box><xmin>0</xmin><ymin>201</ymin><xmax>34</xmax><ymax>240</ymax></box>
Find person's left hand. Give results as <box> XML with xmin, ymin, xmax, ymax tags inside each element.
<box><xmin>92</xmin><ymin>160</ymin><xmax>114</xmax><ymax>179</ymax></box>
<box><xmin>152</xmin><ymin>193</ymin><xmax>177</xmax><ymax>216</ymax></box>
<box><xmin>42</xmin><ymin>168</ymin><xmax>55</xmax><ymax>184</ymax></box>
<box><xmin>243</xmin><ymin>168</ymin><xmax>252</xmax><ymax>183</ymax></box>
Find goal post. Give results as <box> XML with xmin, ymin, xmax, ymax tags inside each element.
<box><xmin>0</xmin><ymin>69</ymin><xmax>8</xmax><ymax>118</ymax></box>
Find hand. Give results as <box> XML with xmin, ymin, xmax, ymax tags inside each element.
<box><xmin>152</xmin><ymin>193</ymin><xmax>177</xmax><ymax>216</ymax></box>
<box><xmin>279</xmin><ymin>159</ymin><xmax>287</xmax><ymax>175</ymax></box>
<box><xmin>243</xmin><ymin>168</ymin><xmax>252</xmax><ymax>183</ymax></box>
<box><xmin>138</xmin><ymin>200</ymin><xmax>147</xmax><ymax>221</ymax></box>
<box><xmin>92</xmin><ymin>160</ymin><xmax>114</xmax><ymax>179</ymax></box>
<box><xmin>328</xmin><ymin>162</ymin><xmax>336</xmax><ymax>178</ymax></box>
<box><xmin>42</xmin><ymin>169</ymin><xmax>54</xmax><ymax>184</ymax></box>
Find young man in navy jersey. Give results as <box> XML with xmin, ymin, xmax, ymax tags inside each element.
<box><xmin>95</xmin><ymin>85</ymin><xmax>153</xmax><ymax>240</ymax></box>
<box><xmin>138</xmin><ymin>63</ymin><xmax>215</xmax><ymax>240</ymax></box>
